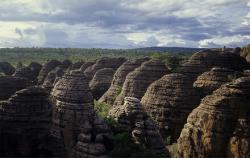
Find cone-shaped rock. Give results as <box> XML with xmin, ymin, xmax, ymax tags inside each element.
<box><xmin>0</xmin><ymin>76</ymin><xmax>32</xmax><ymax>100</ymax></box>
<box><xmin>37</xmin><ymin>60</ymin><xmax>61</xmax><ymax>85</ymax></box>
<box><xmin>84</xmin><ymin>57</ymin><xmax>126</xmax><ymax>82</ymax></box>
<box><xmin>141</xmin><ymin>73</ymin><xmax>201</xmax><ymax>141</ymax></box>
<box><xmin>61</xmin><ymin>59</ymin><xmax>72</xmax><ymax>69</ymax></box>
<box><xmin>79</xmin><ymin>62</ymin><xmax>95</xmax><ymax>72</ymax></box>
<box><xmin>180</xmin><ymin>49</ymin><xmax>249</xmax><ymax>81</ymax></box>
<box><xmin>28</xmin><ymin>62</ymin><xmax>42</xmax><ymax>80</ymax></box>
<box><xmin>89</xmin><ymin>68</ymin><xmax>115</xmax><ymax>99</ymax></box>
<box><xmin>194</xmin><ymin>67</ymin><xmax>243</xmax><ymax>95</ymax></box>
<box><xmin>109</xmin><ymin>97</ymin><xmax>169</xmax><ymax>158</ymax></box>
<box><xmin>71</xmin><ymin>61</ymin><xmax>85</xmax><ymax>70</ymax></box>
<box><xmin>13</xmin><ymin>66</ymin><xmax>37</xmax><ymax>82</ymax></box>
<box><xmin>0</xmin><ymin>86</ymin><xmax>52</xmax><ymax>157</ymax></box>
<box><xmin>50</xmin><ymin>70</ymin><xmax>111</xmax><ymax>158</ymax></box>
<box><xmin>113</xmin><ymin>59</ymin><xmax>170</xmax><ymax>107</ymax></box>
<box><xmin>177</xmin><ymin>77</ymin><xmax>250</xmax><ymax>158</ymax></box>
<box><xmin>99</xmin><ymin>58</ymin><xmax>150</xmax><ymax>105</ymax></box>
<box><xmin>42</xmin><ymin>66</ymin><xmax>65</xmax><ymax>91</ymax></box>
<box><xmin>0</xmin><ymin>62</ymin><xmax>15</xmax><ymax>75</ymax></box>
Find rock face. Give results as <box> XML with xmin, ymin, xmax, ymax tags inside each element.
<box><xmin>42</xmin><ymin>66</ymin><xmax>65</xmax><ymax>91</ymax></box>
<box><xmin>79</xmin><ymin>62</ymin><xmax>95</xmax><ymax>72</ymax></box>
<box><xmin>109</xmin><ymin>97</ymin><xmax>169</xmax><ymax>157</ymax></box>
<box><xmin>141</xmin><ymin>73</ymin><xmax>201</xmax><ymax>141</ymax></box>
<box><xmin>0</xmin><ymin>86</ymin><xmax>52</xmax><ymax>157</ymax></box>
<box><xmin>84</xmin><ymin>57</ymin><xmax>126</xmax><ymax>82</ymax></box>
<box><xmin>113</xmin><ymin>59</ymin><xmax>170</xmax><ymax>107</ymax></box>
<box><xmin>28</xmin><ymin>62</ymin><xmax>43</xmax><ymax>81</ymax></box>
<box><xmin>37</xmin><ymin>60</ymin><xmax>62</xmax><ymax>85</ymax></box>
<box><xmin>0</xmin><ymin>76</ymin><xmax>32</xmax><ymax>100</ymax></box>
<box><xmin>180</xmin><ymin>49</ymin><xmax>249</xmax><ymax>81</ymax></box>
<box><xmin>71</xmin><ymin>61</ymin><xmax>85</xmax><ymax>70</ymax></box>
<box><xmin>13</xmin><ymin>66</ymin><xmax>38</xmax><ymax>82</ymax></box>
<box><xmin>193</xmin><ymin>67</ymin><xmax>242</xmax><ymax>95</ymax></box>
<box><xmin>99</xmin><ymin>58</ymin><xmax>150</xmax><ymax>105</ymax></box>
<box><xmin>0</xmin><ymin>62</ymin><xmax>15</xmax><ymax>75</ymax></box>
<box><xmin>89</xmin><ymin>68</ymin><xmax>115</xmax><ymax>99</ymax></box>
<box><xmin>50</xmin><ymin>70</ymin><xmax>111</xmax><ymax>158</ymax></box>
<box><xmin>177</xmin><ymin>77</ymin><xmax>250</xmax><ymax>158</ymax></box>
<box><xmin>61</xmin><ymin>59</ymin><xmax>72</xmax><ymax>69</ymax></box>
<box><xmin>241</xmin><ymin>44</ymin><xmax>250</xmax><ymax>63</ymax></box>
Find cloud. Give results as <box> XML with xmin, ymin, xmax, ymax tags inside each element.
<box><xmin>0</xmin><ymin>0</ymin><xmax>249</xmax><ymax>48</ymax></box>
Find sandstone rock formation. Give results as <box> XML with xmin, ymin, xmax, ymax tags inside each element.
<box><xmin>99</xmin><ymin>58</ymin><xmax>150</xmax><ymax>105</ymax></box>
<box><xmin>113</xmin><ymin>59</ymin><xmax>169</xmax><ymax>107</ymax></box>
<box><xmin>244</xmin><ymin>70</ymin><xmax>250</xmax><ymax>76</ymax></box>
<box><xmin>109</xmin><ymin>97</ymin><xmax>169</xmax><ymax>157</ymax></box>
<box><xmin>0</xmin><ymin>86</ymin><xmax>52</xmax><ymax>157</ymax></box>
<box><xmin>13</xmin><ymin>66</ymin><xmax>37</xmax><ymax>81</ymax></box>
<box><xmin>61</xmin><ymin>59</ymin><xmax>72</xmax><ymax>69</ymax></box>
<box><xmin>241</xmin><ymin>44</ymin><xmax>250</xmax><ymax>63</ymax></box>
<box><xmin>0</xmin><ymin>76</ymin><xmax>32</xmax><ymax>100</ymax></box>
<box><xmin>79</xmin><ymin>61</ymin><xmax>95</xmax><ymax>72</ymax></box>
<box><xmin>28</xmin><ymin>62</ymin><xmax>43</xmax><ymax>80</ymax></box>
<box><xmin>89</xmin><ymin>68</ymin><xmax>115</xmax><ymax>99</ymax></box>
<box><xmin>37</xmin><ymin>60</ymin><xmax>62</xmax><ymax>85</ymax></box>
<box><xmin>141</xmin><ymin>73</ymin><xmax>201</xmax><ymax>141</ymax></box>
<box><xmin>42</xmin><ymin>66</ymin><xmax>65</xmax><ymax>91</ymax></box>
<box><xmin>50</xmin><ymin>70</ymin><xmax>111</xmax><ymax>158</ymax></box>
<box><xmin>177</xmin><ymin>77</ymin><xmax>250</xmax><ymax>158</ymax></box>
<box><xmin>0</xmin><ymin>62</ymin><xmax>15</xmax><ymax>75</ymax></box>
<box><xmin>71</xmin><ymin>61</ymin><xmax>85</xmax><ymax>70</ymax></box>
<box><xmin>84</xmin><ymin>57</ymin><xmax>126</xmax><ymax>82</ymax></box>
<box><xmin>180</xmin><ymin>49</ymin><xmax>249</xmax><ymax>81</ymax></box>
<box><xmin>193</xmin><ymin>67</ymin><xmax>242</xmax><ymax>95</ymax></box>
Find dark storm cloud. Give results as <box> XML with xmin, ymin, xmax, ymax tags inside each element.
<box><xmin>0</xmin><ymin>0</ymin><xmax>249</xmax><ymax>48</ymax></box>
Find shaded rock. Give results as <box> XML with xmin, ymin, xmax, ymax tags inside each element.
<box><xmin>243</xmin><ymin>70</ymin><xmax>250</xmax><ymax>77</ymax></box>
<box><xmin>84</xmin><ymin>57</ymin><xmax>126</xmax><ymax>83</ymax></box>
<box><xmin>109</xmin><ymin>97</ymin><xmax>169</xmax><ymax>157</ymax></box>
<box><xmin>0</xmin><ymin>86</ymin><xmax>52</xmax><ymax>157</ymax></box>
<box><xmin>79</xmin><ymin>62</ymin><xmax>95</xmax><ymax>72</ymax></box>
<box><xmin>193</xmin><ymin>67</ymin><xmax>243</xmax><ymax>95</ymax></box>
<box><xmin>99</xmin><ymin>58</ymin><xmax>150</xmax><ymax>105</ymax></box>
<box><xmin>0</xmin><ymin>62</ymin><xmax>15</xmax><ymax>75</ymax></box>
<box><xmin>113</xmin><ymin>59</ymin><xmax>170</xmax><ymax>107</ymax></box>
<box><xmin>241</xmin><ymin>44</ymin><xmax>250</xmax><ymax>63</ymax></box>
<box><xmin>42</xmin><ymin>66</ymin><xmax>65</xmax><ymax>91</ymax></box>
<box><xmin>177</xmin><ymin>77</ymin><xmax>250</xmax><ymax>158</ymax></box>
<box><xmin>180</xmin><ymin>49</ymin><xmax>249</xmax><ymax>81</ymax></box>
<box><xmin>141</xmin><ymin>73</ymin><xmax>201</xmax><ymax>141</ymax></box>
<box><xmin>71</xmin><ymin>61</ymin><xmax>85</xmax><ymax>70</ymax></box>
<box><xmin>37</xmin><ymin>60</ymin><xmax>61</xmax><ymax>85</ymax></box>
<box><xmin>28</xmin><ymin>62</ymin><xmax>43</xmax><ymax>80</ymax></box>
<box><xmin>89</xmin><ymin>68</ymin><xmax>115</xmax><ymax>99</ymax></box>
<box><xmin>61</xmin><ymin>59</ymin><xmax>72</xmax><ymax>69</ymax></box>
<box><xmin>0</xmin><ymin>76</ymin><xmax>32</xmax><ymax>100</ymax></box>
<box><xmin>13</xmin><ymin>66</ymin><xmax>37</xmax><ymax>81</ymax></box>
<box><xmin>50</xmin><ymin>70</ymin><xmax>110</xmax><ymax>158</ymax></box>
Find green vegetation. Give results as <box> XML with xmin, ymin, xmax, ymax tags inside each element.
<box><xmin>0</xmin><ymin>47</ymin><xmax>197</xmax><ymax>66</ymax></box>
<box><xmin>110</xmin><ymin>133</ymin><xmax>160</xmax><ymax>158</ymax></box>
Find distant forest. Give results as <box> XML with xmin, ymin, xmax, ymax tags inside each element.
<box><xmin>0</xmin><ymin>47</ymin><xmax>205</xmax><ymax>65</ymax></box>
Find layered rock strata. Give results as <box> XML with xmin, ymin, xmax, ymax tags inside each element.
<box><xmin>141</xmin><ymin>73</ymin><xmax>200</xmax><ymax>141</ymax></box>
<box><xmin>99</xmin><ymin>58</ymin><xmax>150</xmax><ymax>105</ymax></box>
<box><xmin>113</xmin><ymin>59</ymin><xmax>169</xmax><ymax>107</ymax></box>
<box><xmin>89</xmin><ymin>68</ymin><xmax>115</xmax><ymax>99</ymax></box>
<box><xmin>0</xmin><ymin>86</ymin><xmax>52</xmax><ymax>157</ymax></box>
<box><xmin>109</xmin><ymin>97</ymin><xmax>169</xmax><ymax>158</ymax></box>
<box><xmin>0</xmin><ymin>62</ymin><xmax>15</xmax><ymax>75</ymax></box>
<box><xmin>177</xmin><ymin>77</ymin><xmax>250</xmax><ymax>158</ymax></box>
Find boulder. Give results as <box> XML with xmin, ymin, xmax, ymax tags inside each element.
<box><xmin>141</xmin><ymin>73</ymin><xmax>201</xmax><ymax>141</ymax></box>
<box><xmin>89</xmin><ymin>68</ymin><xmax>115</xmax><ymax>99</ymax></box>
<box><xmin>177</xmin><ymin>77</ymin><xmax>250</xmax><ymax>158</ymax></box>
<box><xmin>113</xmin><ymin>59</ymin><xmax>170</xmax><ymax>107</ymax></box>
<box><xmin>37</xmin><ymin>60</ymin><xmax>61</xmax><ymax>85</ymax></box>
<box><xmin>99</xmin><ymin>58</ymin><xmax>150</xmax><ymax>105</ymax></box>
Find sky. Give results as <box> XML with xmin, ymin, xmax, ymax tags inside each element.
<box><xmin>0</xmin><ymin>0</ymin><xmax>249</xmax><ymax>48</ymax></box>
